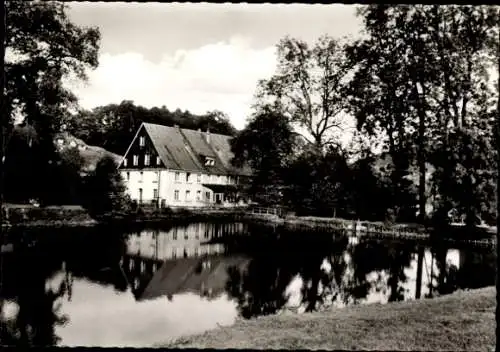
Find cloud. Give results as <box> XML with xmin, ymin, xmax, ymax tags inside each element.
<box><xmin>68</xmin><ymin>36</ymin><xmax>277</xmax><ymax>130</ymax></box>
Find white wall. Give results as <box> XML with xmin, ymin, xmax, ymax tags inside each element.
<box><xmin>121</xmin><ymin>170</ymin><xmax>160</xmax><ymax>203</ymax></box>
<box><xmin>125</xmin><ymin>223</ymin><xmax>231</xmax><ymax>260</ymax></box>
<box><xmin>122</xmin><ymin>168</ymin><xmax>241</xmax><ymax>207</ymax></box>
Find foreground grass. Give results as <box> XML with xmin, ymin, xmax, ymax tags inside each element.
<box><xmin>163</xmin><ymin>287</ymin><xmax>496</xmax><ymax>351</ymax></box>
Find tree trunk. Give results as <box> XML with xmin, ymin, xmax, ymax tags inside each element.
<box><xmin>415</xmin><ymin>245</ymin><xmax>424</xmax><ymax>299</ymax></box>
<box><xmin>0</xmin><ymin>1</ymin><xmax>6</xmax><ymax>228</ymax></box>
<box><xmin>416</xmin><ymin>83</ymin><xmax>427</xmax><ymax>226</ymax></box>
<box><xmin>496</xmin><ymin>22</ymin><xmax>500</xmax><ymax>290</ymax></box>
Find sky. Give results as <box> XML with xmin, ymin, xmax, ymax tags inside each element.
<box><xmin>66</xmin><ymin>3</ymin><xmax>364</xmax><ymax>131</ymax></box>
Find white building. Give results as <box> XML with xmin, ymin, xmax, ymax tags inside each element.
<box><xmin>118</xmin><ymin>122</ymin><xmax>253</xmax><ymax>208</ymax></box>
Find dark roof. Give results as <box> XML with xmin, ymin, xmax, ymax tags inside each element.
<box><xmin>142</xmin><ymin>122</ymin><xmax>252</xmax><ymax>176</ymax></box>
<box><xmin>139</xmin><ymin>255</ymin><xmax>250</xmax><ymax>301</ymax></box>
<box><xmin>206</xmin><ymin>133</ymin><xmax>253</xmax><ymax>176</ymax></box>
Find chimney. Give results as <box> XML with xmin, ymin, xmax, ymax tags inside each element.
<box><xmin>205</xmin><ymin>128</ymin><xmax>210</xmax><ymax>144</ymax></box>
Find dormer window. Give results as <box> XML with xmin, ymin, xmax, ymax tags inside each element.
<box><xmin>139</xmin><ymin>136</ymin><xmax>145</xmax><ymax>147</ymax></box>
<box><xmin>123</xmin><ymin>159</ymin><xmax>128</xmax><ymax>167</ymax></box>
<box><xmin>144</xmin><ymin>154</ymin><xmax>150</xmax><ymax>166</ymax></box>
<box><xmin>133</xmin><ymin>155</ymin><xmax>139</xmax><ymax>166</ymax></box>
<box><xmin>156</xmin><ymin>156</ymin><xmax>161</xmax><ymax>165</ymax></box>
<box><xmin>205</xmin><ymin>157</ymin><xmax>215</xmax><ymax>166</ymax></box>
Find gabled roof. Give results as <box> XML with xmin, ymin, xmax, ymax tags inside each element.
<box><xmin>139</xmin><ymin>255</ymin><xmax>251</xmax><ymax>301</ymax></box>
<box><xmin>140</xmin><ymin>122</ymin><xmax>252</xmax><ymax>176</ymax></box>
<box><xmin>144</xmin><ymin>123</ymin><xmax>203</xmax><ymax>173</ymax></box>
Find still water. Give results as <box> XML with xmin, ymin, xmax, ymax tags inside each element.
<box><xmin>0</xmin><ymin>221</ymin><xmax>496</xmax><ymax>347</ymax></box>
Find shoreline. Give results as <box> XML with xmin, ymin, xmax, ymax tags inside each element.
<box><xmin>2</xmin><ymin>206</ymin><xmax>496</xmax><ymax>246</ymax></box>
<box><xmin>161</xmin><ymin>286</ymin><xmax>495</xmax><ymax>350</ymax></box>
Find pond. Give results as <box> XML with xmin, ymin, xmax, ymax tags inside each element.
<box><xmin>0</xmin><ymin>221</ymin><xmax>496</xmax><ymax>347</ymax></box>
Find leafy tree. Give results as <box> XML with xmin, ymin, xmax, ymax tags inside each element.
<box><xmin>346</xmin><ymin>5</ymin><xmax>424</xmax><ymax>222</ymax></box>
<box><xmin>348</xmin><ymin>5</ymin><xmax>498</xmax><ymax>225</ymax></box>
<box><xmin>3</xmin><ymin>1</ymin><xmax>100</xmax><ymax>204</ymax></box>
<box><xmin>62</xmin><ymin>102</ymin><xmax>238</xmax><ymax>155</ymax></box>
<box><xmin>54</xmin><ymin>147</ymin><xmax>85</xmax><ymax>205</ymax></box>
<box><xmin>81</xmin><ymin>156</ymin><xmax>129</xmax><ymax>217</ymax></box>
<box><xmin>255</xmin><ymin>35</ymin><xmax>353</xmax><ymax>153</ymax></box>
<box><xmin>231</xmin><ymin>107</ymin><xmax>295</xmax><ymax>205</ymax></box>
<box><xmin>430</xmin><ymin>127</ymin><xmax>497</xmax><ymax>226</ymax></box>
<box><xmin>286</xmin><ymin>146</ymin><xmax>352</xmax><ymax>217</ymax></box>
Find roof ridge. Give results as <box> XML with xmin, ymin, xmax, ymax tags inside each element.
<box><xmin>141</xmin><ymin>122</ymin><xmax>234</xmax><ymax>139</ymax></box>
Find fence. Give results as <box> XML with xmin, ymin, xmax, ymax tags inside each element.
<box><xmin>250</xmin><ymin>207</ymin><xmax>284</xmax><ymax>217</ymax></box>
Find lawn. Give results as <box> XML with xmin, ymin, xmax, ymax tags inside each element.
<box><xmin>162</xmin><ymin>286</ymin><xmax>496</xmax><ymax>351</ymax></box>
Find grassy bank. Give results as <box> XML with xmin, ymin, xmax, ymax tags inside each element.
<box><xmin>163</xmin><ymin>287</ymin><xmax>496</xmax><ymax>351</ymax></box>
<box><xmin>2</xmin><ymin>204</ymin><xmax>98</xmax><ymax>228</ymax></box>
<box><xmin>2</xmin><ymin>204</ymin><xmax>497</xmax><ymax>246</ymax></box>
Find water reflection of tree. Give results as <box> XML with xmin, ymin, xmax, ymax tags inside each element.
<box><xmin>224</xmin><ymin>230</ymin><xmax>428</xmax><ymax>320</ymax></box>
<box><xmin>346</xmin><ymin>240</ymin><xmax>415</xmax><ymax>302</ymax></box>
<box><xmin>430</xmin><ymin>244</ymin><xmax>496</xmax><ymax>296</ymax></box>
<box><xmin>0</xmin><ymin>247</ymin><xmax>70</xmax><ymax>346</ymax></box>
<box><xmin>0</xmin><ymin>226</ymin><xmax>130</xmax><ymax>346</ymax></box>
<box><xmin>224</xmin><ymin>227</ymin><xmax>352</xmax><ymax>318</ymax></box>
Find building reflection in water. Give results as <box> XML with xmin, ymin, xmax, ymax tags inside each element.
<box><xmin>120</xmin><ymin>222</ymin><xmax>250</xmax><ymax>301</ymax></box>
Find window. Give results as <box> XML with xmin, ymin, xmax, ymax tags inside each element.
<box><xmin>144</xmin><ymin>154</ymin><xmax>150</xmax><ymax>166</ymax></box>
<box><xmin>123</xmin><ymin>158</ymin><xmax>128</xmax><ymax>167</ymax></box>
<box><xmin>205</xmin><ymin>157</ymin><xmax>215</xmax><ymax>166</ymax></box>
<box><xmin>139</xmin><ymin>136</ymin><xmax>145</xmax><ymax>146</ymax></box>
<box><xmin>196</xmin><ymin>190</ymin><xmax>201</xmax><ymax>201</ymax></box>
<box><xmin>175</xmin><ymin>172</ymin><xmax>180</xmax><ymax>182</ymax></box>
<box><xmin>197</xmin><ymin>174</ymin><xmax>202</xmax><ymax>183</ymax></box>
<box><xmin>186</xmin><ymin>172</ymin><xmax>191</xmax><ymax>183</ymax></box>
<box><xmin>185</xmin><ymin>190</ymin><xmax>191</xmax><ymax>202</ymax></box>
<box><xmin>126</xmin><ymin>172</ymin><xmax>130</xmax><ymax>181</ymax></box>
<box><xmin>194</xmin><ymin>248</ymin><xmax>199</xmax><ymax>257</ymax></box>
<box><xmin>173</xmin><ymin>228</ymin><xmax>178</xmax><ymax>240</ymax></box>
<box><xmin>184</xmin><ymin>228</ymin><xmax>188</xmax><ymax>240</ymax></box>
<box><xmin>172</xmin><ymin>248</ymin><xmax>177</xmax><ymax>259</ymax></box>
<box><xmin>156</xmin><ymin>156</ymin><xmax>161</xmax><ymax>165</ymax></box>
<box><xmin>205</xmin><ymin>192</ymin><xmax>211</xmax><ymax>202</ymax></box>
<box><xmin>133</xmin><ymin>155</ymin><xmax>139</xmax><ymax>166</ymax></box>
<box><xmin>174</xmin><ymin>190</ymin><xmax>179</xmax><ymax>201</ymax></box>
<box><xmin>153</xmin><ymin>188</ymin><xmax>158</xmax><ymax>199</ymax></box>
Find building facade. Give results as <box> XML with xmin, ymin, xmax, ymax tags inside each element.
<box><xmin>118</xmin><ymin>122</ymin><xmax>253</xmax><ymax>208</ymax></box>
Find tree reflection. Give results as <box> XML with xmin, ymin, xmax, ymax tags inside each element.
<box><xmin>224</xmin><ymin>230</ymin><xmax>427</xmax><ymax>319</ymax></box>
<box><xmin>348</xmin><ymin>240</ymin><xmax>414</xmax><ymax>302</ymax></box>
<box><xmin>0</xmin><ymin>226</ymin><xmax>130</xmax><ymax>347</ymax></box>
<box><xmin>430</xmin><ymin>244</ymin><xmax>496</xmax><ymax>296</ymax></box>
<box><xmin>224</xmin><ymin>227</ymin><xmax>353</xmax><ymax>318</ymax></box>
<box><xmin>0</xmin><ymin>246</ymin><xmax>69</xmax><ymax>346</ymax></box>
